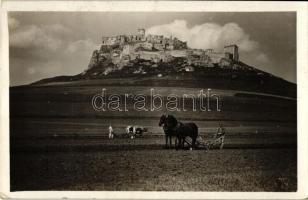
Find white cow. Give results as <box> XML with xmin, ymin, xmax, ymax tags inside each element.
<box><xmin>126</xmin><ymin>126</ymin><xmax>136</xmax><ymax>139</ymax></box>
<box><xmin>126</xmin><ymin>126</ymin><xmax>147</xmax><ymax>139</ymax></box>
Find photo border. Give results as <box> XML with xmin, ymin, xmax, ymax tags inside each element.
<box><xmin>1</xmin><ymin>1</ymin><xmax>307</xmax><ymax>199</ymax></box>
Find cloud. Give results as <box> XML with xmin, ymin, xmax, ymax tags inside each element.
<box><xmin>255</xmin><ymin>53</ymin><xmax>269</xmax><ymax>63</ymax></box>
<box><xmin>10</xmin><ymin>25</ymin><xmax>65</xmax><ymax>51</ymax></box>
<box><xmin>44</xmin><ymin>24</ymin><xmax>72</xmax><ymax>36</ymax></box>
<box><xmin>146</xmin><ymin>20</ymin><xmax>260</xmax><ymax>52</ymax></box>
<box><xmin>27</xmin><ymin>67</ymin><xmax>36</xmax><ymax>75</ymax></box>
<box><xmin>65</xmin><ymin>39</ymin><xmax>99</xmax><ymax>54</ymax></box>
<box><xmin>9</xmin><ymin>19</ymin><xmax>100</xmax><ymax>85</ymax></box>
<box><xmin>146</xmin><ymin>20</ymin><xmax>268</xmax><ymax>67</ymax></box>
<box><xmin>8</xmin><ymin>17</ymin><xmax>20</xmax><ymax>30</ymax></box>
<box><xmin>9</xmin><ymin>15</ymin><xmax>73</xmax><ymax>52</ymax></box>
<box><xmin>9</xmin><ymin>19</ymin><xmax>96</xmax><ymax>57</ymax></box>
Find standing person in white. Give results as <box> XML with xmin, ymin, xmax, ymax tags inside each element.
<box><xmin>215</xmin><ymin>123</ymin><xmax>225</xmax><ymax>149</ymax></box>
<box><xmin>108</xmin><ymin>125</ymin><xmax>114</xmax><ymax>139</ymax></box>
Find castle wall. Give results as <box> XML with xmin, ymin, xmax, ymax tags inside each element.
<box><xmin>102</xmin><ymin>37</ymin><xmax>118</xmax><ymax>46</ymax></box>
<box><xmin>153</xmin><ymin>43</ymin><xmax>165</xmax><ymax>51</ymax></box>
<box><xmin>207</xmin><ymin>52</ymin><xmax>225</xmax><ymax>63</ymax></box>
<box><xmin>146</xmin><ymin>34</ymin><xmax>164</xmax><ymax>44</ymax></box>
<box><xmin>97</xmin><ymin>29</ymin><xmax>240</xmax><ymax>69</ymax></box>
<box><xmin>137</xmin><ymin>28</ymin><xmax>145</xmax><ymax>36</ymax></box>
<box><xmin>191</xmin><ymin>49</ymin><xmax>204</xmax><ymax>56</ymax></box>
<box><xmin>173</xmin><ymin>38</ymin><xmax>187</xmax><ymax>50</ymax></box>
<box><xmin>136</xmin><ymin>51</ymin><xmax>173</xmax><ymax>63</ymax></box>
<box><xmin>138</xmin><ymin>51</ymin><xmax>160</xmax><ymax>62</ymax></box>
<box><xmin>165</xmin><ymin>44</ymin><xmax>174</xmax><ymax>50</ymax></box>
<box><xmin>140</xmin><ymin>42</ymin><xmax>153</xmax><ymax>50</ymax></box>
<box><xmin>219</xmin><ymin>58</ymin><xmax>232</xmax><ymax>67</ymax></box>
<box><xmin>169</xmin><ymin>50</ymin><xmax>187</xmax><ymax>57</ymax></box>
<box><xmin>122</xmin><ymin>44</ymin><xmax>135</xmax><ymax>55</ymax></box>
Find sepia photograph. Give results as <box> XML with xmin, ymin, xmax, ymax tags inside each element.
<box><xmin>7</xmin><ymin>11</ymin><xmax>298</xmax><ymax>192</ymax></box>
<box><xmin>1</xmin><ymin>2</ymin><xmax>307</xmax><ymax>199</ymax></box>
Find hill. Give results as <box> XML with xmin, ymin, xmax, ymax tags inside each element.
<box><xmin>29</xmin><ymin>29</ymin><xmax>296</xmax><ymax>98</ymax></box>
<box><xmin>31</xmin><ymin>57</ymin><xmax>296</xmax><ymax>98</ymax></box>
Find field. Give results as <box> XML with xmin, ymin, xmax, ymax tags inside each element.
<box><xmin>9</xmin><ymin>84</ymin><xmax>297</xmax><ymax>191</ymax></box>
<box><xmin>11</xmin><ymin>138</ymin><xmax>297</xmax><ymax>191</ymax></box>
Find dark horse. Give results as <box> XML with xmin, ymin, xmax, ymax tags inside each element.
<box><xmin>159</xmin><ymin>114</ymin><xmax>198</xmax><ymax>149</ymax></box>
<box><xmin>159</xmin><ymin>114</ymin><xmax>178</xmax><ymax>148</ymax></box>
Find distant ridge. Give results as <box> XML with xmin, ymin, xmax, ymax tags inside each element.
<box><xmin>32</xmin><ymin>57</ymin><xmax>296</xmax><ymax>98</ymax></box>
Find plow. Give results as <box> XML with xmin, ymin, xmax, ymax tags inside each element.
<box><xmin>184</xmin><ymin>135</ymin><xmax>225</xmax><ymax>150</ymax></box>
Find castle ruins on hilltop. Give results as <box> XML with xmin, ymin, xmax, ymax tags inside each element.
<box><xmin>88</xmin><ymin>28</ymin><xmax>240</xmax><ymax>69</ymax></box>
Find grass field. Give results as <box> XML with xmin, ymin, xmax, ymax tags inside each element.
<box><xmin>10</xmin><ymin>85</ymin><xmax>296</xmax><ymax>121</ymax></box>
<box><xmin>10</xmin><ymin>143</ymin><xmax>297</xmax><ymax>191</ymax></box>
<box><xmin>9</xmin><ymin>84</ymin><xmax>297</xmax><ymax>191</ymax></box>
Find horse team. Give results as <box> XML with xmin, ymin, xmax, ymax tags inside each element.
<box><xmin>109</xmin><ymin>114</ymin><xmax>223</xmax><ymax>150</ymax></box>
<box><xmin>159</xmin><ymin>114</ymin><xmax>199</xmax><ymax>150</ymax></box>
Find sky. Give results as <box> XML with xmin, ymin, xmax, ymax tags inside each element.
<box><xmin>8</xmin><ymin>12</ymin><xmax>296</xmax><ymax>86</ymax></box>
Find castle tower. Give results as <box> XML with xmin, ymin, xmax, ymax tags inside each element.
<box><xmin>137</xmin><ymin>28</ymin><xmax>146</xmax><ymax>41</ymax></box>
<box><xmin>137</xmin><ymin>28</ymin><xmax>145</xmax><ymax>36</ymax></box>
<box><xmin>224</xmin><ymin>44</ymin><xmax>239</xmax><ymax>61</ymax></box>
<box><xmin>205</xmin><ymin>49</ymin><xmax>213</xmax><ymax>54</ymax></box>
